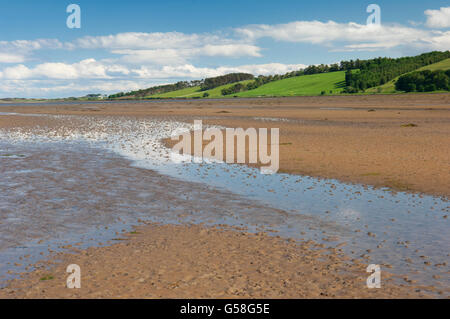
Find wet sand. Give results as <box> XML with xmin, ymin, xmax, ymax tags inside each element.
<box><xmin>0</xmin><ymin>223</ymin><xmax>432</xmax><ymax>299</ymax></box>
<box><xmin>0</xmin><ymin>94</ymin><xmax>449</xmax><ymax>299</ymax></box>
<box><xmin>1</xmin><ymin>94</ymin><xmax>449</xmax><ymax>197</ymax></box>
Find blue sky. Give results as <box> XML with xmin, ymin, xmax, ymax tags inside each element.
<box><xmin>0</xmin><ymin>0</ymin><xmax>449</xmax><ymax>98</ymax></box>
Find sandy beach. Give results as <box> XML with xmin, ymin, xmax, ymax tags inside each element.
<box><xmin>2</xmin><ymin>94</ymin><xmax>449</xmax><ymax>196</ymax></box>
<box><xmin>0</xmin><ymin>223</ymin><xmax>434</xmax><ymax>299</ymax></box>
<box><xmin>2</xmin><ymin>0</ymin><xmax>450</xmax><ymax>304</ymax></box>
<box><xmin>0</xmin><ymin>94</ymin><xmax>449</xmax><ymax>299</ymax></box>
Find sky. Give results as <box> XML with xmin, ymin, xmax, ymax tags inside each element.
<box><xmin>0</xmin><ymin>0</ymin><xmax>449</xmax><ymax>98</ymax></box>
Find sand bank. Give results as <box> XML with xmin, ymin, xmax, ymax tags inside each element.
<box><xmin>1</xmin><ymin>94</ymin><xmax>449</xmax><ymax>196</ymax></box>
<box><xmin>0</xmin><ymin>223</ymin><xmax>433</xmax><ymax>299</ymax></box>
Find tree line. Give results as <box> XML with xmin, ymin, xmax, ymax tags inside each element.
<box><xmin>395</xmin><ymin>70</ymin><xmax>450</xmax><ymax>92</ymax></box>
<box><xmin>343</xmin><ymin>51</ymin><xmax>450</xmax><ymax>93</ymax></box>
<box><xmin>221</xmin><ymin>71</ymin><xmax>306</xmax><ymax>95</ymax></box>
<box><xmin>108</xmin><ymin>80</ymin><xmax>202</xmax><ymax>99</ymax></box>
<box><xmin>220</xmin><ymin>63</ymin><xmax>349</xmax><ymax>95</ymax></box>
<box><xmin>108</xmin><ymin>73</ymin><xmax>254</xmax><ymax>99</ymax></box>
<box><xmin>221</xmin><ymin>52</ymin><xmax>449</xmax><ymax>96</ymax></box>
<box><xmin>200</xmin><ymin>73</ymin><xmax>254</xmax><ymax>91</ymax></box>
<box><xmin>108</xmin><ymin>51</ymin><xmax>450</xmax><ymax>98</ymax></box>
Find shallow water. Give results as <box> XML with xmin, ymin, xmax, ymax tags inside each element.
<box><xmin>0</xmin><ymin>113</ymin><xmax>448</xmax><ymax>293</ymax></box>
<box><xmin>0</xmin><ymin>140</ymin><xmax>292</xmax><ymax>284</ymax></box>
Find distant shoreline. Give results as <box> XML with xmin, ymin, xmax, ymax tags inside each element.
<box><xmin>2</xmin><ymin>91</ymin><xmax>450</xmax><ymax>106</ymax></box>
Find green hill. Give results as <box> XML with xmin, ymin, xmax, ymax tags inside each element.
<box><xmin>233</xmin><ymin>71</ymin><xmax>347</xmax><ymax>97</ymax></box>
<box><xmin>109</xmin><ymin>51</ymin><xmax>450</xmax><ymax>100</ymax></box>
<box><xmin>148</xmin><ymin>80</ymin><xmax>254</xmax><ymax>98</ymax></box>
<box><xmin>416</xmin><ymin>58</ymin><xmax>450</xmax><ymax>71</ymax></box>
<box><xmin>367</xmin><ymin>58</ymin><xmax>450</xmax><ymax>93</ymax></box>
<box><xmin>149</xmin><ymin>60</ymin><xmax>449</xmax><ymax>98</ymax></box>
<box><xmin>147</xmin><ymin>86</ymin><xmax>201</xmax><ymax>98</ymax></box>
<box><xmin>148</xmin><ymin>72</ymin><xmax>346</xmax><ymax>98</ymax></box>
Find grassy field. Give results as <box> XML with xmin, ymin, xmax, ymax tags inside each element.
<box><xmin>147</xmin><ymin>86</ymin><xmax>201</xmax><ymax>98</ymax></box>
<box><xmin>144</xmin><ymin>58</ymin><xmax>450</xmax><ymax>99</ymax></box>
<box><xmin>416</xmin><ymin>58</ymin><xmax>450</xmax><ymax>71</ymax></box>
<box><xmin>147</xmin><ymin>73</ymin><xmax>346</xmax><ymax>99</ymax></box>
<box><xmin>233</xmin><ymin>71</ymin><xmax>346</xmax><ymax>97</ymax></box>
<box><xmin>148</xmin><ymin>80</ymin><xmax>254</xmax><ymax>99</ymax></box>
<box><xmin>367</xmin><ymin>58</ymin><xmax>450</xmax><ymax>93</ymax></box>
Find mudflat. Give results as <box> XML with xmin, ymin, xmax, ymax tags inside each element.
<box><xmin>2</xmin><ymin>93</ymin><xmax>449</xmax><ymax>197</ymax></box>
<box><xmin>0</xmin><ymin>94</ymin><xmax>448</xmax><ymax>299</ymax></box>
<box><xmin>0</xmin><ymin>223</ymin><xmax>433</xmax><ymax>299</ymax></box>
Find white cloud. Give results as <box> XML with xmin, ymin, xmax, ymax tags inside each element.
<box><xmin>0</xmin><ymin>79</ymin><xmax>150</xmax><ymax>97</ymax></box>
<box><xmin>201</xmin><ymin>44</ymin><xmax>261</xmax><ymax>57</ymax></box>
<box><xmin>426</xmin><ymin>30</ymin><xmax>450</xmax><ymax>50</ymax></box>
<box><xmin>235</xmin><ymin>20</ymin><xmax>443</xmax><ymax>52</ymax></box>
<box><xmin>0</xmin><ymin>59</ymin><xmax>129</xmax><ymax>80</ymax></box>
<box><xmin>131</xmin><ymin>62</ymin><xmax>305</xmax><ymax>79</ymax></box>
<box><xmin>216</xmin><ymin>62</ymin><xmax>307</xmax><ymax>75</ymax></box>
<box><xmin>69</xmin><ymin>32</ymin><xmax>263</xmax><ymax>65</ymax></box>
<box><xmin>1</xmin><ymin>64</ymin><xmax>33</xmax><ymax>79</ymax></box>
<box><xmin>1</xmin><ymin>58</ymin><xmax>303</xmax><ymax>82</ymax></box>
<box><xmin>1</xmin><ymin>19</ymin><xmax>447</xmax><ymax>71</ymax></box>
<box><xmin>113</xmin><ymin>49</ymin><xmax>191</xmax><ymax>65</ymax></box>
<box><xmin>0</xmin><ymin>39</ymin><xmax>62</xmax><ymax>51</ymax></box>
<box><xmin>113</xmin><ymin>44</ymin><xmax>261</xmax><ymax>64</ymax></box>
<box><xmin>72</xmin><ymin>32</ymin><xmax>204</xmax><ymax>50</ymax></box>
<box><xmin>425</xmin><ymin>7</ymin><xmax>450</xmax><ymax>28</ymax></box>
<box><xmin>0</xmin><ymin>60</ymin><xmax>305</xmax><ymax>97</ymax></box>
<box><xmin>0</xmin><ymin>39</ymin><xmax>63</xmax><ymax>64</ymax></box>
<box><xmin>132</xmin><ymin>64</ymin><xmax>221</xmax><ymax>79</ymax></box>
<box><xmin>0</xmin><ymin>32</ymin><xmax>262</xmax><ymax>69</ymax></box>
<box><xmin>70</xmin><ymin>32</ymin><xmax>252</xmax><ymax>51</ymax></box>
<box><xmin>0</xmin><ymin>53</ymin><xmax>26</xmax><ymax>63</ymax></box>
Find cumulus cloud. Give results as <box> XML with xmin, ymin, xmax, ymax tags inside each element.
<box><xmin>2</xmin><ymin>18</ymin><xmax>448</xmax><ymax>69</ymax></box>
<box><xmin>0</xmin><ymin>59</ymin><xmax>129</xmax><ymax>80</ymax></box>
<box><xmin>67</xmin><ymin>32</ymin><xmax>263</xmax><ymax>65</ymax></box>
<box><xmin>202</xmin><ymin>44</ymin><xmax>262</xmax><ymax>57</ymax></box>
<box><xmin>216</xmin><ymin>62</ymin><xmax>307</xmax><ymax>76</ymax></box>
<box><xmin>0</xmin><ymin>32</ymin><xmax>263</xmax><ymax>69</ymax></box>
<box><xmin>1</xmin><ymin>59</ymin><xmax>304</xmax><ymax>82</ymax></box>
<box><xmin>71</xmin><ymin>32</ymin><xmax>215</xmax><ymax>50</ymax></box>
<box><xmin>0</xmin><ymin>53</ymin><xmax>26</xmax><ymax>63</ymax></box>
<box><xmin>132</xmin><ymin>62</ymin><xmax>304</xmax><ymax>79</ymax></box>
<box><xmin>132</xmin><ymin>64</ymin><xmax>222</xmax><ymax>79</ymax></box>
<box><xmin>427</xmin><ymin>30</ymin><xmax>450</xmax><ymax>50</ymax></box>
<box><xmin>113</xmin><ymin>44</ymin><xmax>261</xmax><ymax>64</ymax></box>
<box><xmin>71</xmin><ymin>32</ymin><xmax>259</xmax><ymax>48</ymax></box>
<box><xmin>131</xmin><ymin>62</ymin><xmax>305</xmax><ymax>79</ymax></box>
<box><xmin>0</xmin><ymin>39</ymin><xmax>62</xmax><ymax>51</ymax></box>
<box><xmin>0</xmin><ymin>39</ymin><xmax>62</xmax><ymax>64</ymax></box>
<box><xmin>0</xmin><ymin>79</ymin><xmax>150</xmax><ymax>97</ymax></box>
<box><xmin>0</xmin><ymin>60</ymin><xmax>306</xmax><ymax>97</ymax></box>
<box><xmin>425</xmin><ymin>7</ymin><xmax>450</xmax><ymax>28</ymax></box>
<box><xmin>235</xmin><ymin>20</ymin><xmax>449</xmax><ymax>51</ymax></box>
